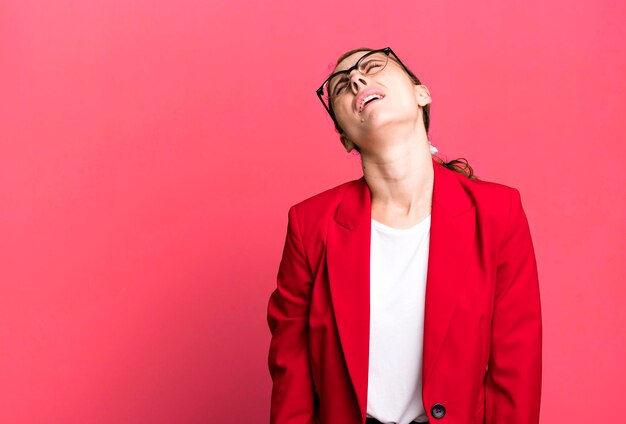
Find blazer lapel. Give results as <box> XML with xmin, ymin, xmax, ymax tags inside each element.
<box><xmin>326</xmin><ymin>156</ymin><xmax>476</xmax><ymax>422</ymax></box>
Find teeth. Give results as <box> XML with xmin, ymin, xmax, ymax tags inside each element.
<box><xmin>360</xmin><ymin>93</ymin><xmax>383</xmax><ymax>111</ymax></box>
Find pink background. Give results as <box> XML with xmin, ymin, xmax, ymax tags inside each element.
<box><xmin>1</xmin><ymin>0</ymin><xmax>625</xmax><ymax>422</ymax></box>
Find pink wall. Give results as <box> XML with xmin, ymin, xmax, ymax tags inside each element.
<box><xmin>1</xmin><ymin>0</ymin><xmax>625</xmax><ymax>422</ymax></box>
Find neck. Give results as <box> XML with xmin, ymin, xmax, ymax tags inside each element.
<box><xmin>361</xmin><ymin>134</ymin><xmax>434</xmax><ymax>219</ymax></box>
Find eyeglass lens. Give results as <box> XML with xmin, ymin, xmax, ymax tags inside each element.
<box><xmin>323</xmin><ymin>51</ymin><xmax>389</xmax><ymax>106</ymax></box>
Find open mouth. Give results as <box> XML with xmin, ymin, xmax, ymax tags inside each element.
<box><xmin>362</xmin><ymin>96</ymin><xmax>382</xmax><ymax>111</ymax></box>
<box><xmin>355</xmin><ymin>88</ymin><xmax>386</xmax><ymax>113</ymax></box>
<box><xmin>363</xmin><ymin>97</ymin><xmax>382</xmax><ymax>109</ymax></box>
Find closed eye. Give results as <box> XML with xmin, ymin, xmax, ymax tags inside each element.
<box><xmin>334</xmin><ymin>76</ymin><xmax>349</xmax><ymax>95</ymax></box>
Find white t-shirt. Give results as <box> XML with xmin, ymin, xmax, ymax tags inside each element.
<box><xmin>366</xmin><ymin>214</ymin><xmax>431</xmax><ymax>424</ymax></box>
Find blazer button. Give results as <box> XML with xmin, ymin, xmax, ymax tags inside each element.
<box><xmin>431</xmin><ymin>403</ymin><xmax>446</xmax><ymax>419</ymax></box>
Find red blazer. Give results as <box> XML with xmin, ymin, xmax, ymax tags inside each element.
<box><xmin>267</xmin><ymin>157</ymin><xmax>542</xmax><ymax>424</ymax></box>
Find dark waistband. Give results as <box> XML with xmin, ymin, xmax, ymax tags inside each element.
<box><xmin>365</xmin><ymin>418</ymin><xmax>428</xmax><ymax>424</ymax></box>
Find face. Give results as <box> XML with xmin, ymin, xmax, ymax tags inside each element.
<box><xmin>329</xmin><ymin>51</ymin><xmax>432</xmax><ymax>153</ymax></box>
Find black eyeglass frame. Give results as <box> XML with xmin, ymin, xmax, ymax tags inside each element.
<box><xmin>315</xmin><ymin>47</ymin><xmax>415</xmax><ymax>117</ymax></box>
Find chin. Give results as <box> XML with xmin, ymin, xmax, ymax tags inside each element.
<box><xmin>359</xmin><ymin>110</ymin><xmax>396</xmax><ymax>128</ymax></box>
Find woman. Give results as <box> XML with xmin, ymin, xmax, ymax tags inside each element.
<box><xmin>267</xmin><ymin>46</ymin><xmax>542</xmax><ymax>424</ymax></box>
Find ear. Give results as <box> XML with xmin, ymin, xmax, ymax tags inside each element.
<box><xmin>340</xmin><ymin>134</ymin><xmax>355</xmax><ymax>153</ymax></box>
<box><xmin>414</xmin><ymin>84</ymin><xmax>432</xmax><ymax>107</ymax></box>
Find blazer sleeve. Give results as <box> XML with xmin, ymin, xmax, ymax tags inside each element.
<box><xmin>485</xmin><ymin>188</ymin><xmax>543</xmax><ymax>423</ymax></box>
<box><xmin>267</xmin><ymin>205</ymin><xmax>317</xmax><ymax>424</ymax></box>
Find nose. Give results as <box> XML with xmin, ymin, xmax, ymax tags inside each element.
<box><xmin>348</xmin><ymin>69</ymin><xmax>369</xmax><ymax>94</ymax></box>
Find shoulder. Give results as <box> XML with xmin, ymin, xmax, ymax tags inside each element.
<box><xmin>457</xmin><ymin>171</ymin><xmax>520</xmax><ymax>212</ymax></box>
<box><xmin>447</xmin><ymin>167</ymin><xmax>525</xmax><ymax>234</ymax></box>
<box><xmin>289</xmin><ymin>178</ymin><xmax>358</xmax><ymax>214</ymax></box>
<box><xmin>284</xmin><ymin>178</ymin><xmax>359</xmax><ymax>237</ymax></box>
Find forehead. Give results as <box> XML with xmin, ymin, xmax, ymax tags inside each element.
<box><xmin>333</xmin><ymin>51</ymin><xmax>371</xmax><ymax>73</ymax></box>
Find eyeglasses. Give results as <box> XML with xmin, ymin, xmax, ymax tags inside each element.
<box><xmin>316</xmin><ymin>47</ymin><xmax>413</xmax><ymax>118</ymax></box>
